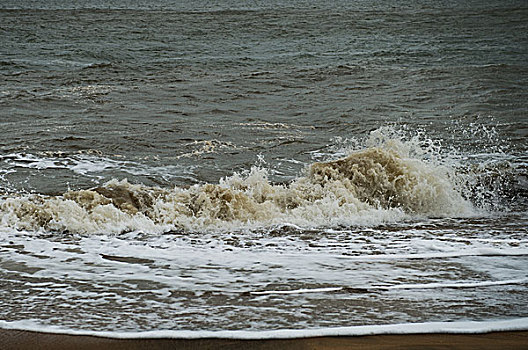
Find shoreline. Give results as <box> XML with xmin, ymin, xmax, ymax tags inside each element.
<box><xmin>2</xmin><ymin>329</ymin><xmax>528</xmax><ymax>350</ymax></box>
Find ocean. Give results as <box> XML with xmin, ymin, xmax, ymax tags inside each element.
<box><xmin>1</xmin><ymin>0</ymin><xmax>527</xmax><ymax>336</ymax></box>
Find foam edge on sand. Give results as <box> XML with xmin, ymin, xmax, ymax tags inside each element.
<box><xmin>1</xmin><ymin>318</ymin><xmax>528</xmax><ymax>340</ymax></box>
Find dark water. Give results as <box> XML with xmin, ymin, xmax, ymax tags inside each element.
<box><xmin>0</xmin><ymin>0</ymin><xmax>527</xmax><ymax>333</ymax></box>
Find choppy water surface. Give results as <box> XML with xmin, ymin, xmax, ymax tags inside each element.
<box><xmin>1</xmin><ymin>0</ymin><xmax>527</xmax><ymax>332</ymax></box>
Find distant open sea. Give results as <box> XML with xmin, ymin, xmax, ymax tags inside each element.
<box><xmin>1</xmin><ymin>0</ymin><xmax>527</xmax><ymax>336</ymax></box>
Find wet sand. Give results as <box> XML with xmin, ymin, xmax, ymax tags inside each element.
<box><xmin>1</xmin><ymin>329</ymin><xmax>528</xmax><ymax>350</ymax></box>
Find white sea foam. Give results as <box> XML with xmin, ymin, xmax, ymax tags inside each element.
<box><xmin>250</xmin><ymin>287</ymin><xmax>343</xmax><ymax>295</ymax></box>
<box><xmin>0</xmin><ymin>318</ymin><xmax>527</xmax><ymax>339</ymax></box>
<box><xmin>380</xmin><ymin>278</ymin><xmax>528</xmax><ymax>290</ymax></box>
<box><xmin>249</xmin><ymin>278</ymin><xmax>528</xmax><ymax>295</ymax></box>
<box><xmin>338</xmin><ymin>248</ymin><xmax>528</xmax><ymax>260</ymax></box>
<box><xmin>1</xmin><ymin>152</ymin><xmax>193</xmax><ymax>179</ymax></box>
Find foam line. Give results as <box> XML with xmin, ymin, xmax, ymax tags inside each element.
<box><xmin>1</xmin><ymin>318</ymin><xmax>528</xmax><ymax>339</ymax></box>
<box><xmin>248</xmin><ymin>279</ymin><xmax>528</xmax><ymax>295</ymax></box>
<box><xmin>382</xmin><ymin>278</ymin><xmax>528</xmax><ymax>290</ymax></box>
<box><xmin>250</xmin><ymin>287</ymin><xmax>343</xmax><ymax>295</ymax></box>
<box><xmin>339</xmin><ymin>248</ymin><xmax>528</xmax><ymax>261</ymax></box>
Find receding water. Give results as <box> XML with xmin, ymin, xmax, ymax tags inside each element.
<box><xmin>0</xmin><ymin>0</ymin><xmax>527</xmax><ymax>333</ymax></box>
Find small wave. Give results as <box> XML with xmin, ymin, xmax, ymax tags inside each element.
<box><xmin>175</xmin><ymin>139</ymin><xmax>243</xmax><ymax>159</ymax></box>
<box><xmin>0</xmin><ymin>152</ymin><xmax>194</xmax><ymax>180</ymax></box>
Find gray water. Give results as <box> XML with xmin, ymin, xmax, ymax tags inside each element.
<box><xmin>0</xmin><ymin>0</ymin><xmax>527</xmax><ymax>333</ymax></box>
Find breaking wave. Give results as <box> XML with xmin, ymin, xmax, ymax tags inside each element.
<box><xmin>0</xmin><ymin>129</ymin><xmax>479</xmax><ymax>234</ymax></box>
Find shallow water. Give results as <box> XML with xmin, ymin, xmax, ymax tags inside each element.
<box><xmin>0</xmin><ymin>0</ymin><xmax>527</xmax><ymax>333</ymax></box>
<box><xmin>2</xmin><ymin>216</ymin><xmax>528</xmax><ymax>331</ymax></box>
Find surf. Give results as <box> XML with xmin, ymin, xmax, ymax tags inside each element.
<box><xmin>0</xmin><ymin>129</ymin><xmax>478</xmax><ymax>235</ymax></box>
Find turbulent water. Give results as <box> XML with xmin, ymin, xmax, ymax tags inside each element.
<box><xmin>1</xmin><ymin>0</ymin><xmax>527</xmax><ymax>333</ymax></box>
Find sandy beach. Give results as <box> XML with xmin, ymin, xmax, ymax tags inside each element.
<box><xmin>1</xmin><ymin>329</ymin><xmax>528</xmax><ymax>350</ymax></box>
